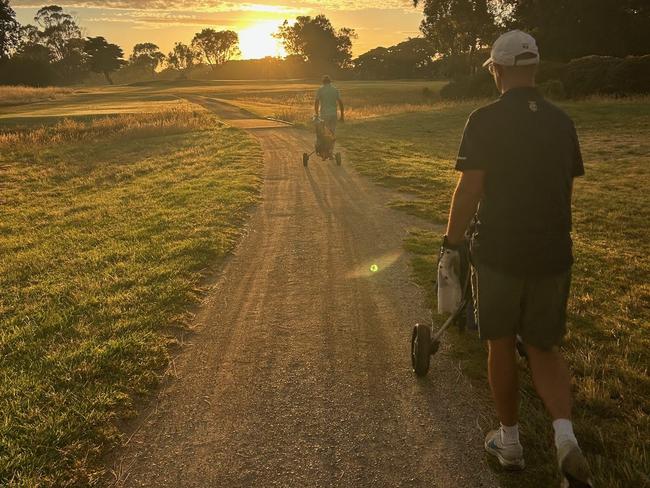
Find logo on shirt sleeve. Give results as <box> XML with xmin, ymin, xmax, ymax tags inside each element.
<box><xmin>528</xmin><ymin>101</ymin><xmax>538</xmax><ymax>112</ymax></box>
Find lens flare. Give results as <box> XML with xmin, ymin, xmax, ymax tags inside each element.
<box><xmin>346</xmin><ymin>251</ymin><xmax>402</xmax><ymax>279</ymax></box>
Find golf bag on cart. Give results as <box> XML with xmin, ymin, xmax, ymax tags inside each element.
<box><xmin>302</xmin><ymin>116</ymin><xmax>341</xmax><ymax>167</ymax></box>
<box><xmin>411</xmin><ymin>232</ymin><xmax>477</xmax><ymax>377</ymax></box>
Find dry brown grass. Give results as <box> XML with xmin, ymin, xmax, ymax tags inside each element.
<box><xmin>224</xmin><ymin>82</ymin><xmax>449</xmax><ymax>125</ymax></box>
<box><xmin>0</xmin><ymin>106</ymin><xmax>211</xmax><ymax>148</ymax></box>
<box><xmin>230</xmin><ymin>97</ymin><xmax>444</xmax><ymax>125</ymax></box>
<box><xmin>0</xmin><ymin>85</ymin><xmax>74</xmax><ymax>107</ymax></box>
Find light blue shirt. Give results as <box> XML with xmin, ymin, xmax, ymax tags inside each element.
<box><xmin>316</xmin><ymin>84</ymin><xmax>340</xmax><ymax>118</ymax></box>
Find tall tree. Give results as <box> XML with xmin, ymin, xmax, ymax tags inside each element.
<box><xmin>85</xmin><ymin>36</ymin><xmax>125</xmax><ymax>84</ymax></box>
<box><xmin>54</xmin><ymin>36</ymin><xmax>87</xmax><ymax>82</ymax></box>
<box><xmin>191</xmin><ymin>29</ymin><xmax>240</xmax><ymax>69</ymax></box>
<box><xmin>15</xmin><ymin>25</ymin><xmax>50</xmax><ymax>63</ymax></box>
<box><xmin>388</xmin><ymin>37</ymin><xmax>437</xmax><ymax>76</ymax></box>
<box><xmin>413</xmin><ymin>0</ymin><xmax>495</xmax><ymax>73</ymax></box>
<box><xmin>130</xmin><ymin>42</ymin><xmax>165</xmax><ymax>74</ymax></box>
<box><xmin>502</xmin><ymin>0</ymin><xmax>650</xmax><ymax>60</ymax></box>
<box><xmin>0</xmin><ymin>0</ymin><xmax>20</xmax><ymax>59</ymax></box>
<box><xmin>354</xmin><ymin>46</ymin><xmax>391</xmax><ymax>79</ymax></box>
<box><xmin>34</xmin><ymin>5</ymin><xmax>82</xmax><ymax>61</ymax></box>
<box><xmin>19</xmin><ymin>24</ymin><xmax>41</xmax><ymax>47</ymax></box>
<box><xmin>167</xmin><ymin>42</ymin><xmax>196</xmax><ymax>73</ymax></box>
<box><xmin>354</xmin><ymin>38</ymin><xmax>437</xmax><ymax>79</ymax></box>
<box><xmin>274</xmin><ymin>15</ymin><xmax>357</xmax><ymax>71</ymax></box>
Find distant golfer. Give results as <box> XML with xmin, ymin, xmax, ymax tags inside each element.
<box><xmin>314</xmin><ymin>75</ymin><xmax>344</xmax><ymax>133</ymax></box>
<box><xmin>439</xmin><ymin>30</ymin><xmax>593</xmax><ymax>487</ymax></box>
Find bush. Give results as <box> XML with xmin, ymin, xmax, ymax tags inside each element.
<box><xmin>440</xmin><ymin>70</ymin><xmax>496</xmax><ymax>100</ymax></box>
<box><xmin>433</xmin><ymin>54</ymin><xmax>648</xmax><ymax>101</ymax></box>
<box><xmin>560</xmin><ymin>54</ymin><xmax>650</xmax><ymax>98</ymax></box>
<box><xmin>562</xmin><ymin>55</ymin><xmax>622</xmax><ymax>97</ymax></box>
<box><xmin>607</xmin><ymin>55</ymin><xmax>650</xmax><ymax>95</ymax></box>
<box><xmin>538</xmin><ymin>79</ymin><xmax>566</xmax><ymax>99</ymax></box>
<box><xmin>0</xmin><ymin>58</ymin><xmax>56</xmax><ymax>86</ymax></box>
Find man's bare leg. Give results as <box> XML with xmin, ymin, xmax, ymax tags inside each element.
<box><xmin>484</xmin><ymin>336</ymin><xmax>524</xmax><ymax>469</ymax></box>
<box><xmin>526</xmin><ymin>344</ymin><xmax>593</xmax><ymax>487</ymax></box>
<box><xmin>488</xmin><ymin>336</ymin><xmax>519</xmax><ymax>425</ymax></box>
<box><xmin>525</xmin><ymin>345</ymin><xmax>572</xmax><ymax>419</ymax></box>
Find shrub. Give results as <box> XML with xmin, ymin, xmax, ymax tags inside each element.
<box><xmin>561</xmin><ymin>55</ymin><xmax>621</xmax><ymax>98</ymax></box>
<box><xmin>606</xmin><ymin>55</ymin><xmax>650</xmax><ymax>95</ymax></box>
<box><xmin>560</xmin><ymin>54</ymin><xmax>650</xmax><ymax>98</ymax></box>
<box><xmin>0</xmin><ymin>58</ymin><xmax>56</xmax><ymax>87</ymax></box>
<box><xmin>440</xmin><ymin>70</ymin><xmax>496</xmax><ymax>100</ymax></box>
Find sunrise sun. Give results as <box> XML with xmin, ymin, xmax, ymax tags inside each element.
<box><xmin>238</xmin><ymin>21</ymin><xmax>287</xmax><ymax>59</ymax></box>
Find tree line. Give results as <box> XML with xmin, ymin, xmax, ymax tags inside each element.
<box><xmin>0</xmin><ymin>2</ymin><xmax>359</xmax><ymax>85</ymax></box>
<box><xmin>1</xmin><ymin>0</ymin><xmax>648</xmax><ymax>86</ymax></box>
<box><xmin>0</xmin><ymin>2</ymin><xmax>249</xmax><ymax>85</ymax></box>
<box><xmin>411</xmin><ymin>0</ymin><xmax>649</xmax><ymax>78</ymax></box>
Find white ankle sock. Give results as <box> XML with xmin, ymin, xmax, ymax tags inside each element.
<box><xmin>500</xmin><ymin>423</ymin><xmax>520</xmax><ymax>445</ymax></box>
<box><xmin>553</xmin><ymin>418</ymin><xmax>578</xmax><ymax>450</ymax></box>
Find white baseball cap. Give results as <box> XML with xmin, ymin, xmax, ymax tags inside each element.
<box><xmin>483</xmin><ymin>30</ymin><xmax>540</xmax><ymax>67</ymax></box>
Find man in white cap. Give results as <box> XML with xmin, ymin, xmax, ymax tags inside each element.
<box><xmin>438</xmin><ymin>30</ymin><xmax>594</xmax><ymax>487</ymax></box>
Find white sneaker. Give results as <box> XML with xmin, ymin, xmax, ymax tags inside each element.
<box><xmin>484</xmin><ymin>429</ymin><xmax>525</xmax><ymax>471</ymax></box>
<box><xmin>558</xmin><ymin>441</ymin><xmax>594</xmax><ymax>488</ymax></box>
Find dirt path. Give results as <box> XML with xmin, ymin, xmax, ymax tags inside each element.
<box><xmin>109</xmin><ymin>99</ymin><xmax>500</xmax><ymax>487</ymax></box>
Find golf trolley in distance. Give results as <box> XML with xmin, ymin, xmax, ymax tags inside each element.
<box><xmin>411</xmin><ymin>244</ymin><xmax>473</xmax><ymax>377</ymax></box>
<box><xmin>303</xmin><ymin>116</ymin><xmax>341</xmax><ymax>167</ymax></box>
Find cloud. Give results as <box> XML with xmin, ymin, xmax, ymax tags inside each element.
<box><xmin>12</xmin><ymin>1</ymin><xmax>312</xmax><ymax>29</ymax></box>
<box><xmin>85</xmin><ymin>13</ymin><xmax>240</xmax><ymax>28</ymax></box>
<box><xmin>11</xmin><ymin>0</ymin><xmax>415</xmax><ymax>12</ymax></box>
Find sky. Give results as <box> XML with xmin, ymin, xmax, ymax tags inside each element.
<box><xmin>11</xmin><ymin>0</ymin><xmax>424</xmax><ymax>60</ymax></box>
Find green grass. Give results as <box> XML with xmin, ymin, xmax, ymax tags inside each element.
<box><xmin>0</xmin><ymin>106</ymin><xmax>263</xmax><ymax>485</ymax></box>
<box><xmin>338</xmin><ymin>97</ymin><xmax>650</xmax><ymax>487</ymax></box>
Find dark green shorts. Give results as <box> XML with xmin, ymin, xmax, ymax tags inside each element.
<box><xmin>471</xmin><ymin>262</ymin><xmax>571</xmax><ymax>350</ymax></box>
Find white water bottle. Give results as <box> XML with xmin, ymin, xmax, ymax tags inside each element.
<box><xmin>437</xmin><ymin>248</ymin><xmax>462</xmax><ymax>314</ymax></box>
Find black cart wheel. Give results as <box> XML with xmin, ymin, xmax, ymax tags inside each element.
<box><xmin>411</xmin><ymin>323</ymin><xmax>432</xmax><ymax>376</ymax></box>
<box><xmin>335</xmin><ymin>152</ymin><xmax>342</xmax><ymax>166</ymax></box>
<box><xmin>303</xmin><ymin>153</ymin><xmax>309</xmax><ymax>167</ymax></box>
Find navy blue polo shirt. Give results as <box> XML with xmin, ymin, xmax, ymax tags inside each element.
<box><xmin>455</xmin><ymin>87</ymin><xmax>584</xmax><ymax>276</ymax></box>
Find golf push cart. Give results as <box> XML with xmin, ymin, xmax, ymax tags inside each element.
<box><xmin>411</xmin><ymin>241</ymin><xmax>475</xmax><ymax>377</ymax></box>
<box><xmin>411</xmin><ymin>240</ymin><xmax>527</xmax><ymax>376</ymax></box>
<box><xmin>303</xmin><ymin>116</ymin><xmax>342</xmax><ymax>167</ymax></box>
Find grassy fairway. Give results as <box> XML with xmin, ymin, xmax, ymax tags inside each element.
<box><xmin>0</xmin><ymin>105</ymin><xmax>262</xmax><ymax>485</ymax></box>
<box><xmin>339</xmin><ymin>97</ymin><xmax>650</xmax><ymax>487</ymax></box>
<box><xmin>213</xmin><ymin>80</ymin><xmax>449</xmax><ymax>124</ymax></box>
<box><xmin>0</xmin><ymin>86</ymin><xmax>74</xmax><ymax>107</ymax></box>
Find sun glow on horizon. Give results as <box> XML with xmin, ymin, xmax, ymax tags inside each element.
<box><xmin>237</xmin><ymin>21</ymin><xmax>287</xmax><ymax>60</ymax></box>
